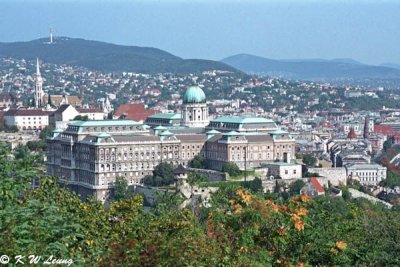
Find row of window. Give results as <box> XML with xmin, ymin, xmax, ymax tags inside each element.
<box><xmin>352</xmin><ymin>171</ymin><xmax>385</xmax><ymax>176</ymax></box>
<box><xmin>83</xmin><ymin>125</ymin><xmax>143</xmax><ymax>132</ymax></box>
<box><xmin>99</xmin><ymin>146</ymin><xmax>179</xmax><ymax>154</ymax></box>
<box><xmin>22</xmin><ymin>116</ymin><xmax>43</xmax><ymax>120</ymax></box>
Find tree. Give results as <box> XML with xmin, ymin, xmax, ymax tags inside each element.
<box><xmin>73</xmin><ymin>115</ymin><xmax>89</xmax><ymax>121</ymax></box>
<box><xmin>303</xmin><ymin>154</ymin><xmax>317</xmax><ymax>167</ymax></box>
<box><xmin>107</xmin><ymin>112</ymin><xmax>114</xmax><ymax>120</ymax></box>
<box><xmin>187</xmin><ymin>171</ymin><xmax>208</xmax><ymax>186</ymax></box>
<box><xmin>39</xmin><ymin>126</ymin><xmax>55</xmax><ymax>140</ymax></box>
<box><xmin>26</xmin><ymin>140</ymin><xmax>47</xmax><ymax>151</ymax></box>
<box><xmin>189</xmin><ymin>155</ymin><xmax>207</xmax><ymax>169</ymax></box>
<box><xmin>144</xmin><ymin>162</ymin><xmax>175</xmax><ymax>186</ymax></box>
<box><xmin>114</xmin><ymin>176</ymin><xmax>130</xmax><ymax>200</ymax></box>
<box><xmin>47</xmin><ymin>93</ymin><xmax>53</xmax><ymax>107</ymax></box>
<box><xmin>0</xmin><ymin>125</ymin><xmax>18</xmax><ymax>132</ymax></box>
<box><xmin>14</xmin><ymin>144</ymin><xmax>30</xmax><ymax>160</ymax></box>
<box><xmin>289</xmin><ymin>179</ymin><xmax>305</xmax><ymax>195</ymax></box>
<box><xmin>241</xmin><ymin>177</ymin><xmax>263</xmax><ymax>193</ymax></box>
<box><xmin>383</xmin><ymin>138</ymin><xmax>393</xmax><ymax>152</ymax></box>
<box><xmin>222</xmin><ymin>162</ymin><xmax>241</xmax><ymax>177</ymax></box>
<box><xmin>381</xmin><ymin>171</ymin><xmax>400</xmax><ymax>188</ymax></box>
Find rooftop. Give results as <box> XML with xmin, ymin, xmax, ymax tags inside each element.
<box><xmin>310</xmin><ymin>178</ymin><xmax>325</xmax><ymax>193</ymax></box>
<box><xmin>211</xmin><ymin>116</ymin><xmax>275</xmax><ymax>124</ymax></box>
<box><xmin>114</xmin><ymin>103</ymin><xmax>159</xmax><ymax>121</ymax></box>
<box><xmin>264</xmin><ymin>162</ymin><xmax>300</xmax><ymax>166</ymax></box>
<box><xmin>183</xmin><ymin>86</ymin><xmax>206</xmax><ymax>104</ymax></box>
<box><xmin>346</xmin><ymin>164</ymin><xmax>386</xmax><ymax>170</ymax></box>
<box><xmin>147</xmin><ymin>113</ymin><xmax>182</xmax><ymax>120</ymax></box>
<box><xmin>68</xmin><ymin>120</ymin><xmax>142</xmax><ymax>127</ymax></box>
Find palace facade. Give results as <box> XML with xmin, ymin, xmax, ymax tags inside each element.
<box><xmin>47</xmin><ymin>86</ymin><xmax>296</xmax><ymax>202</ymax></box>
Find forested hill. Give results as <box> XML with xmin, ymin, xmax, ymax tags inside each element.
<box><xmin>0</xmin><ymin>37</ymin><xmax>238</xmax><ymax>74</ymax></box>
<box><xmin>222</xmin><ymin>53</ymin><xmax>400</xmax><ymax>80</ymax></box>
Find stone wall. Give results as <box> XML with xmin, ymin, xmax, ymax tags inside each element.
<box><xmin>132</xmin><ymin>184</ymin><xmax>172</xmax><ymax>206</ymax></box>
<box><xmin>348</xmin><ymin>188</ymin><xmax>392</xmax><ymax>208</ymax></box>
<box><xmin>307</xmin><ymin>167</ymin><xmax>347</xmax><ymax>186</ymax></box>
<box><xmin>187</xmin><ymin>168</ymin><xmax>227</xmax><ymax>182</ymax></box>
<box><xmin>261</xmin><ymin>177</ymin><xmax>330</xmax><ymax>193</ymax></box>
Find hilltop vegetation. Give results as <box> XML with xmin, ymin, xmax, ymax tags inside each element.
<box><xmin>1</xmin><ymin>143</ymin><xmax>400</xmax><ymax>266</ymax></box>
<box><xmin>222</xmin><ymin>53</ymin><xmax>400</xmax><ymax>81</ymax></box>
<box><xmin>0</xmin><ymin>37</ymin><xmax>238</xmax><ymax>74</ymax></box>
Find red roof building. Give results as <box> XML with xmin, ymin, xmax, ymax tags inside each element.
<box><xmin>300</xmin><ymin>178</ymin><xmax>325</xmax><ymax>198</ymax></box>
<box><xmin>114</xmin><ymin>104</ymin><xmax>159</xmax><ymax>122</ymax></box>
<box><xmin>373</xmin><ymin>125</ymin><xmax>395</xmax><ymax>136</ymax></box>
<box><xmin>310</xmin><ymin>178</ymin><xmax>325</xmax><ymax>194</ymax></box>
<box><xmin>347</xmin><ymin>127</ymin><xmax>357</xmax><ymax>139</ymax></box>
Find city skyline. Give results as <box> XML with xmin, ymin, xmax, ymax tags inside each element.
<box><xmin>0</xmin><ymin>0</ymin><xmax>399</xmax><ymax>65</ymax></box>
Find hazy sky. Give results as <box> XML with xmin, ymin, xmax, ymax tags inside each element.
<box><xmin>1</xmin><ymin>0</ymin><xmax>399</xmax><ymax>65</ymax></box>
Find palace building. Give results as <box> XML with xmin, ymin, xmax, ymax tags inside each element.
<box><xmin>47</xmin><ymin>85</ymin><xmax>296</xmax><ymax>202</ymax></box>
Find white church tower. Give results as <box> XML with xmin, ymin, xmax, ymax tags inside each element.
<box><xmin>102</xmin><ymin>95</ymin><xmax>113</xmax><ymax>118</ymax></box>
<box><xmin>181</xmin><ymin>86</ymin><xmax>209</xmax><ymax>127</ymax></box>
<box><xmin>34</xmin><ymin>58</ymin><xmax>44</xmax><ymax>108</ymax></box>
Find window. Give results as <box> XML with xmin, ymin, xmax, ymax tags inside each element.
<box><xmin>285</xmin><ymin>170</ymin><xmax>288</xmax><ymax>174</ymax></box>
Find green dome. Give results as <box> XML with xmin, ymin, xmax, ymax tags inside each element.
<box><xmin>183</xmin><ymin>86</ymin><xmax>206</xmax><ymax>103</ymax></box>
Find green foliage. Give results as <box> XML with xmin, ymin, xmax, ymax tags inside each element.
<box><xmin>201</xmin><ymin>178</ymin><xmax>263</xmax><ymax>194</ymax></box>
<box><xmin>0</xmin><ymin>124</ymin><xmax>18</xmax><ymax>132</ymax></box>
<box><xmin>303</xmin><ymin>154</ymin><xmax>317</xmax><ymax>167</ymax></box>
<box><xmin>383</xmin><ymin>138</ymin><xmax>393</xmax><ymax>152</ymax></box>
<box><xmin>222</xmin><ymin>162</ymin><xmax>241</xmax><ymax>176</ymax></box>
<box><xmin>74</xmin><ymin>115</ymin><xmax>89</xmax><ymax>121</ymax></box>
<box><xmin>187</xmin><ymin>171</ymin><xmax>208</xmax><ymax>186</ymax></box>
<box><xmin>243</xmin><ymin>177</ymin><xmax>263</xmax><ymax>193</ymax></box>
<box><xmin>107</xmin><ymin>112</ymin><xmax>113</xmax><ymax>120</ymax></box>
<box><xmin>306</xmin><ymin>171</ymin><xmax>319</xmax><ymax>178</ymax></box>
<box><xmin>189</xmin><ymin>155</ymin><xmax>207</xmax><ymax>169</ymax></box>
<box><xmin>39</xmin><ymin>126</ymin><xmax>55</xmax><ymax>140</ymax></box>
<box><xmin>289</xmin><ymin>179</ymin><xmax>305</xmax><ymax>195</ymax></box>
<box><xmin>114</xmin><ymin>176</ymin><xmax>130</xmax><ymax>200</ymax></box>
<box><xmin>381</xmin><ymin>171</ymin><xmax>400</xmax><ymax>188</ymax></box>
<box><xmin>143</xmin><ymin>162</ymin><xmax>175</xmax><ymax>186</ymax></box>
<box><xmin>14</xmin><ymin>144</ymin><xmax>30</xmax><ymax>159</ymax></box>
<box><xmin>0</xmin><ymin>38</ymin><xmax>238</xmax><ymax>74</ymax></box>
<box><xmin>153</xmin><ymin>191</ymin><xmax>182</xmax><ymax>214</ymax></box>
<box><xmin>26</xmin><ymin>140</ymin><xmax>47</xmax><ymax>151</ymax></box>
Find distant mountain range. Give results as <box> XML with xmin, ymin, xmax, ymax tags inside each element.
<box><xmin>0</xmin><ymin>37</ymin><xmax>238</xmax><ymax>74</ymax></box>
<box><xmin>221</xmin><ymin>54</ymin><xmax>400</xmax><ymax>80</ymax></box>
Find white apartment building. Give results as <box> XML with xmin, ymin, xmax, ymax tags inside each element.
<box><xmin>4</xmin><ymin>108</ymin><xmax>49</xmax><ymax>130</ymax></box>
<box><xmin>346</xmin><ymin>164</ymin><xmax>387</xmax><ymax>186</ymax></box>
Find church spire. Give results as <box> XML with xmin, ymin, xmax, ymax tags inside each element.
<box><xmin>34</xmin><ymin>58</ymin><xmax>44</xmax><ymax>108</ymax></box>
<box><xmin>36</xmin><ymin>58</ymin><xmax>41</xmax><ymax>76</ymax></box>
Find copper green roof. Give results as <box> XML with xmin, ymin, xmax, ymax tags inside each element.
<box><xmin>159</xmin><ymin>130</ymin><xmax>174</xmax><ymax>136</ymax></box>
<box><xmin>148</xmin><ymin>113</ymin><xmax>182</xmax><ymax>120</ymax></box>
<box><xmin>96</xmin><ymin>132</ymin><xmax>111</xmax><ymax>138</ymax></box>
<box><xmin>206</xmin><ymin>129</ymin><xmax>221</xmax><ymax>134</ymax></box>
<box><xmin>183</xmin><ymin>86</ymin><xmax>206</xmax><ymax>103</ymax></box>
<box><xmin>268</xmin><ymin>129</ymin><xmax>289</xmax><ymax>135</ymax></box>
<box><xmin>68</xmin><ymin>120</ymin><xmax>142</xmax><ymax>127</ymax></box>
<box><xmin>223</xmin><ymin>131</ymin><xmax>240</xmax><ymax>136</ymax></box>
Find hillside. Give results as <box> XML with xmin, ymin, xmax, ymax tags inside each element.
<box><xmin>0</xmin><ymin>37</ymin><xmax>238</xmax><ymax>74</ymax></box>
<box><xmin>221</xmin><ymin>53</ymin><xmax>400</xmax><ymax>80</ymax></box>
